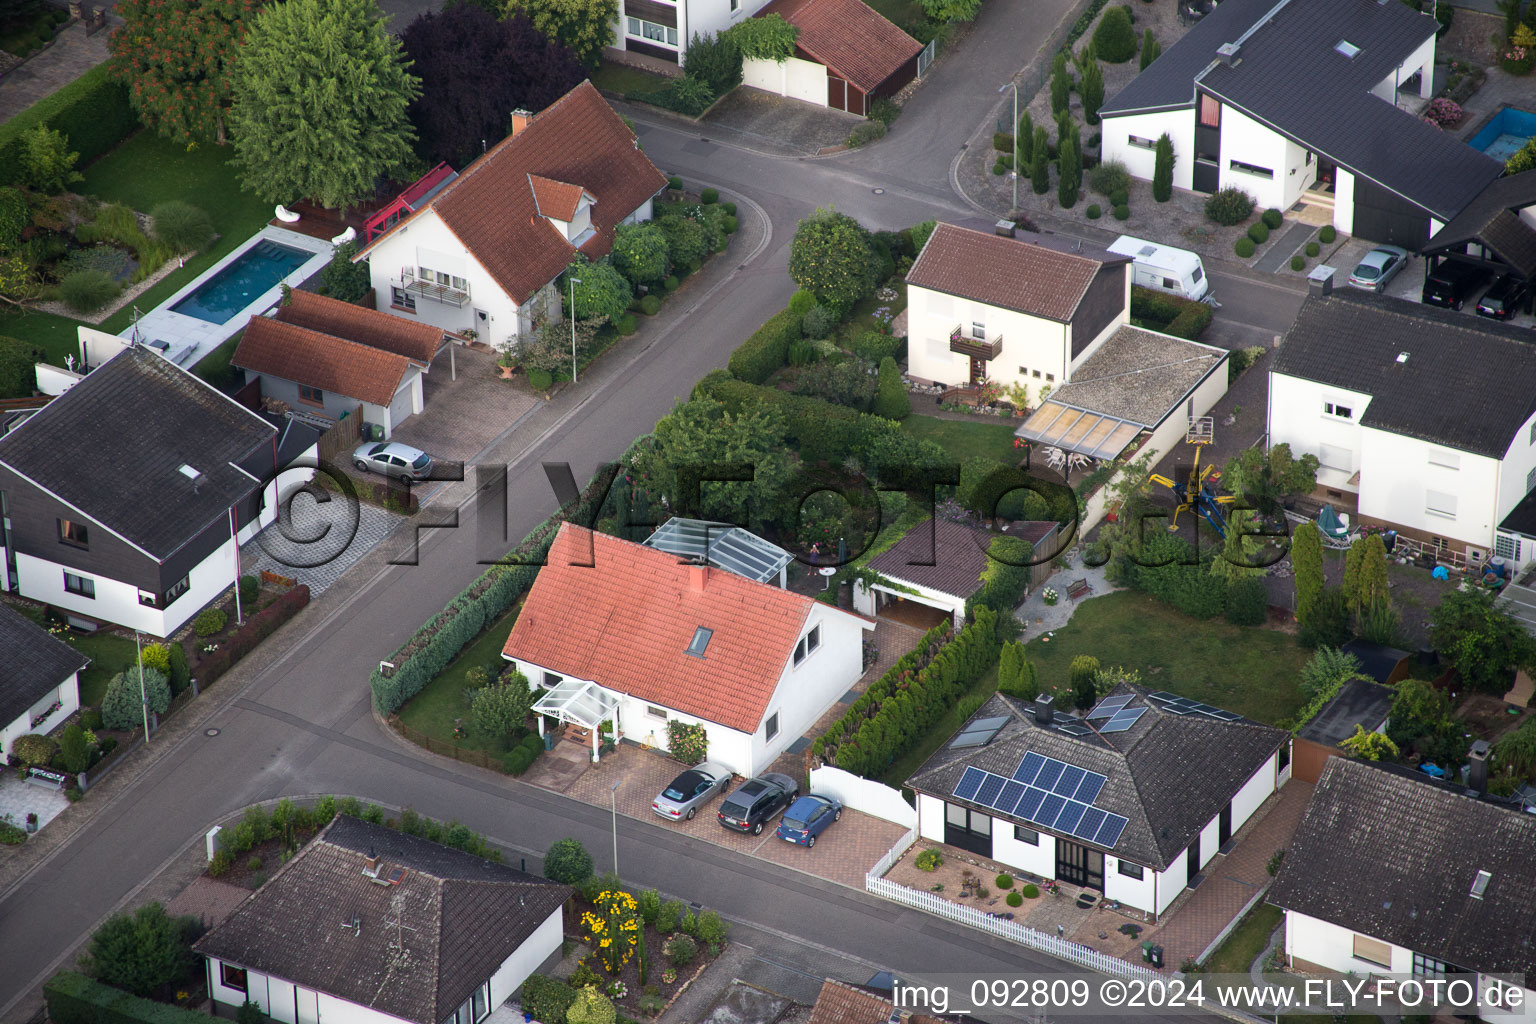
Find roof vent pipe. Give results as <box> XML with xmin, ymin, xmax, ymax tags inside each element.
<box><xmin>1216</xmin><ymin>42</ymin><xmax>1240</xmax><ymax>65</ymax></box>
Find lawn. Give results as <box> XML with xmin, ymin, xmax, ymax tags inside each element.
<box><xmin>0</xmin><ymin>131</ymin><xmax>273</xmax><ymax>364</ymax></box>
<box><xmin>74</xmin><ymin>632</ymin><xmax>142</xmax><ymax>708</ymax></box>
<box><xmin>1024</xmin><ymin>591</ymin><xmax>1310</xmax><ymax>726</ymax></box>
<box><xmin>902</xmin><ymin>413</ymin><xmax>1020</xmax><ymax>464</ymax></box>
<box><xmin>396</xmin><ymin>610</ymin><xmax>522</xmax><ymax>755</ymax></box>
<box><xmin>194</xmin><ymin>330</ymin><xmax>244</xmax><ymax>389</ymax></box>
<box><xmin>885</xmin><ymin>663</ymin><xmax>999</xmax><ymax>788</ymax></box>
<box><xmin>591</xmin><ymin>62</ymin><xmax>674</xmax><ymax>96</ymax></box>
<box><xmin>864</xmin><ymin>0</ymin><xmax>931</xmax><ymax>39</ymax></box>
<box><xmin>1204</xmin><ymin>901</ymin><xmax>1282</xmax><ymax>973</ymax></box>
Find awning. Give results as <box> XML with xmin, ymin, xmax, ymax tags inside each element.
<box><xmin>1015</xmin><ymin>401</ymin><xmax>1143</xmax><ymax>461</ymax></box>
<box><xmin>532</xmin><ymin>678</ymin><xmax>619</xmax><ymax>730</ymax></box>
<box><xmin>642</xmin><ymin>517</ymin><xmax>793</xmax><ymax>585</ymax></box>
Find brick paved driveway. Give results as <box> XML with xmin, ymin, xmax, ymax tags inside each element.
<box><xmin>554</xmin><ymin>743</ymin><xmax>909</xmax><ymax>890</ymax></box>
<box><xmin>390</xmin><ymin>345</ymin><xmax>539</xmax><ymax>464</ymax></box>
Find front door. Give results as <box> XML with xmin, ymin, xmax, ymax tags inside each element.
<box><xmin>970</xmin><ymin>356</ymin><xmax>986</xmax><ymax>386</ymax></box>
<box><xmin>1187</xmin><ymin>834</ymin><xmax>1202</xmax><ymax>885</ymax></box>
<box><xmin>1218</xmin><ymin>802</ymin><xmax>1233</xmax><ymax>846</ymax></box>
<box><xmin>1056</xmin><ymin>839</ymin><xmax>1105</xmax><ymax>891</ymax></box>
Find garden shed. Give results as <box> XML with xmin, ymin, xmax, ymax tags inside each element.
<box><xmin>742</xmin><ymin>0</ymin><xmax>922</xmax><ymax>116</ymax></box>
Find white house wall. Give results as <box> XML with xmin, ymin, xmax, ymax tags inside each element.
<box><xmin>1103</xmin><ymin>855</ymin><xmax>1155</xmax><ymax>910</ymax></box>
<box><xmin>854</xmin><ymin>577</ymin><xmax>967</xmax><ymax>628</ymax></box>
<box><xmin>990</xmin><ymin>818</ymin><xmax>1057</xmax><ymax>879</ymax></box>
<box><xmin>1333</xmin><ymin>169</ymin><xmax>1357</xmax><ymax>236</ymax></box>
<box><xmin>1267</xmin><ymin>372</ymin><xmax>1372</xmax><ymax>494</ymax></box>
<box><xmin>1359</xmin><ymin>426</ymin><xmax>1500</xmax><ymax>552</ymax></box>
<box><xmin>1231</xmin><ymin>750</ymin><xmax>1279</xmax><ymax>828</ymax></box>
<box><xmin>741</xmin><ymin>57</ymin><xmax>828</xmax><ymax>106</ymax></box>
<box><xmin>905</xmin><ymin>284</ymin><xmax>1071</xmax><ymax>390</ymax></box>
<box><xmin>808</xmin><ymin>766</ymin><xmax>917</xmax><ymax>827</ymax></box>
<box><xmin>1217</xmin><ymin>104</ymin><xmax>1310</xmax><ymax>211</ymax></box>
<box><xmin>1284</xmin><ymin>910</ymin><xmax>1413</xmax><ymax>973</ymax></box>
<box><xmin>1141</xmin><ymin>352</ymin><xmax>1230</xmax><ymax>464</ymax></box>
<box><xmin>1154</xmin><ymin>850</ymin><xmax>1188</xmax><ymax>916</ymax></box>
<box><xmin>367</xmin><ymin>210</ymin><xmax>517</xmax><ymax>344</ymax></box>
<box><xmin>488</xmin><ymin>907</ymin><xmax>563</xmax><ymax>1006</ymax></box>
<box><xmin>1</xmin><ymin>674</ymin><xmax>79</xmax><ymax>756</ymax></box>
<box><xmin>749</xmin><ymin>605</ymin><xmax>869</xmax><ymax>774</ymax></box>
<box><xmin>1100</xmin><ymin>109</ymin><xmax>1195</xmax><ymax>193</ymax></box>
<box><xmin>917</xmin><ymin>793</ymin><xmax>946</xmax><ymax>842</ymax></box>
<box><xmin>1496</xmin><ymin>410</ymin><xmax>1536</xmax><ymax>535</ymax></box>
<box><xmin>1369</xmin><ymin>34</ymin><xmax>1435</xmax><ymax>102</ymax></box>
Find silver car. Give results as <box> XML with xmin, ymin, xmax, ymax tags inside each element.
<box><xmin>652</xmin><ymin>761</ymin><xmax>732</xmax><ymax>821</ymax></box>
<box><xmin>352</xmin><ymin>441</ymin><xmax>433</xmax><ymax>482</ymax></box>
<box><xmin>1347</xmin><ymin>245</ymin><xmax>1409</xmax><ymax>292</ymax></box>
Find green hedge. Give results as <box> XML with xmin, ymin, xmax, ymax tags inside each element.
<box><xmin>45</xmin><ymin>972</ymin><xmax>210</xmax><ymax>1024</ymax></box>
<box><xmin>1129</xmin><ymin>285</ymin><xmax>1212</xmax><ymax>341</ymax></box>
<box><xmin>727</xmin><ymin>307</ymin><xmax>803</xmax><ymax>383</ymax></box>
<box><xmin>812</xmin><ymin>608</ymin><xmax>1001</xmax><ymax>778</ymax></box>
<box><xmin>519</xmin><ymin>976</ymin><xmax>579</xmax><ymax>1024</ymax></box>
<box><xmin>0</xmin><ymin>64</ymin><xmax>137</xmax><ymax>185</ymax></box>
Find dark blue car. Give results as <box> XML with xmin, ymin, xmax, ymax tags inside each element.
<box><xmin>775</xmin><ymin>794</ymin><xmax>842</xmax><ymax>847</ymax></box>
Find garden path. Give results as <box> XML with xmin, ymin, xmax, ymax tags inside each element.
<box><xmin>0</xmin><ymin>16</ymin><xmax>113</xmax><ymax>124</ymax></box>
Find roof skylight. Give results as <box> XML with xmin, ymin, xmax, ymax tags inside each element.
<box><xmin>1334</xmin><ymin>40</ymin><xmax>1361</xmax><ymax>58</ymax></box>
<box><xmin>687</xmin><ymin>626</ymin><xmax>713</xmax><ymax>657</ymax></box>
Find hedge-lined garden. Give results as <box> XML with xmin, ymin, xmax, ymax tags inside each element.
<box><xmin>0</xmin><ymin>65</ymin><xmax>137</xmax><ymax>185</ymax></box>
<box><xmin>1128</xmin><ymin>285</ymin><xmax>1213</xmax><ymax>342</ymax></box>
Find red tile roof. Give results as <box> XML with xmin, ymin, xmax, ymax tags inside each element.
<box><xmin>276</xmin><ymin>290</ymin><xmax>446</xmax><ymax>365</ymax></box>
<box><xmin>234</xmin><ymin>318</ymin><xmax>411</xmax><ymax>407</ymax></box>
<box><xmin>528</xmin><ymin>175</ymin><xmax>589</xmax><ymax>222</ymax></box>
<box><xmin>504</xmin><ymin>524</ymin><xmax>848</xmax><ymax>733</ymax></box>
<box><xmin>808</xmin><ymin>981</ymin><xmax>947</xmax><ymax>1024</ymax></box>
<box><xmin>757</xmin><ymin>0</ymin><xmax>922</xmax><ymax>94</ymax></box>
<box><xmin>357</xmin><ymin>81</ymin><xmax>667</xmax><ymax>306</ymax></box>
<box><xmin>906</xmin><ymin>222</ymin><xmax>1121</xmax><ymax>322</ymax></box>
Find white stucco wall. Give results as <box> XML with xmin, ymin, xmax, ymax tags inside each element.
<box><xmin>488</xmin><ymin>907</ymin><xmax>563</xmax><ymax>1005</ymax></box>
<box><xmin>1216</xmin><ymin>104</ymin><xmax>1307</xmax><ymax>212</ymax></box>
<box><xmin>809</xmin><ymin>766</ymin><xmax>917</xmax><ymax>827</ymax></box>
<box><xmin>366</xmin><ymin>209</ymin><xmax>519</xmax><ymax>344</ymax></box>
<box><xmin>853</xmin><ymin>577</ymin><xmax>967</xmax><ymax>628</ymax></box>
<box><xmin>1104</xmin><ymin>855</ymin><xmax>1156</xmax><ymax>910</ymax></box>
<box><xmin>1140</xmin><ymin>348</ymin><xmax>1230</xmax><ymax>464</ymax></box>
<box><xmin>1</xmin><ymin>674</ymin><xmax>79</xmax><ymax>756</ymax></box>
<box><xmin>1267</xmin><ymin>371</ymin><xmax>1372</xmax><ymax>495</ymax></box>
<box><xmin>742</xmin><ymin>56</ymin><xmax>828</xmax><ymax>106</ymax></box>
<box><xmin>905</xmin><ymin>283</ymin><xmax>1071</xmax><ymax>389</ymax></box>
<box><xmin>1284</xmin><ymin>910</ymin><xmax>1413</xmax><ymax>973</ymax></box>
<box><xmin>682</xmin><ymin>0</ymin><xmax>772</xmax><ymax>49</ymax></box>
<box><xmin>1359</xmin><ymin>427</ymin><xmax>1500</xmax><ymax>552</ymax></box>
<box><xmin>1154</xmin><ymin>850</ymin><xmax>1188</xmax><ymax>915</ymax></box>
<box><xmin>1333</xmin><ymin>168</ymin><xmax>1357</xmax><ymax>236</ymax></box>
<box><xmin>1231</xmin><ymin>750</ymin><xmax>1279</xmax><ymax>828</ymax></box>
<box><xmin>989</xmin><ymin>817</ymin><xmax>1057</xmax><ymax>879</ymax></box>
<box><xmin>917</xmin><ymin>793</ymin><xmax>945</xmax><ymax>843</ymax></box>
<box><xmin>1100</xmin><ymin>109</ymin><xmax>1194</xmax><ymax>193</ymax></box>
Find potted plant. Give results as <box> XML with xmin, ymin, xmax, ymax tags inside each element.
<box><xmin>25</xmin><ymin>812</ymin><xmax>38</xmax><ymax>834</ymax></box>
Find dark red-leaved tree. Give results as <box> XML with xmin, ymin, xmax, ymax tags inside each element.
<box><xmin>402</xmin><ymin>6</ymin><xmax>586</xmax><ymax>168</ymax></box>
<box><xmin>109</xmin><ymin>0</ymin><xmax>264</xmax><ymax>145</ymax></box>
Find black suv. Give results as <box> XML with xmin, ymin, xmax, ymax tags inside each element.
<box><xmin>1476</xmin><ymin>274</ymin><xmax>1531</xmax><ymax>321</ymax></box>
<box><xmin>717</xmin><ymin>773</ymin><xmax>799</xmax><ymax>835</ymax></box>
<box><xmin>1422</xmin><ymin>260</ymin><xmax>1491</xmax><ymax>311</ymax></box>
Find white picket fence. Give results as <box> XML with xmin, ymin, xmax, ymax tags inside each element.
<box><xmin>864</xmin><ymin>832</ymin><xmax>1159</xmax><ymax>978</ymax></box>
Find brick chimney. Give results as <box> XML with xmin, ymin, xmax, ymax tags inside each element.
<box><xmin>362</xmin><ymin>846</ymin><xmax>380</xmax><ymax>877</ymax></box>
<box><xmin>511</xmin><ymin>109</ymin><xmax>533</xmax><ymax>137</ymax></box>
<box><xmin>687</xmin><ymin>563</ymin><xmax>708</xmax><ymax>592</ymax></box>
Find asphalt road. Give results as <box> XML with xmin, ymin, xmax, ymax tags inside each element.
<box><xmin>0</xmin><ymin>10</ymin><xmax>1306</xmax><ymax>1019</ymax></box>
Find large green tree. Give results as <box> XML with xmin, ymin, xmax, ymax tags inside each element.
<box><xmin>1430</xmin><ymin>588</ymin><xmax>1536</xmax><ymax>694</ymax></box>
<box><xmin>561</xmin><ymin>256</ymin><xmax>632</xmax><ymax>324</ymax></box>
<box><xmin>81</xmin><ymin>903</ymin><xmax>197</xmax><ymax>998</ymax></box>
<box><xmin>788</xmin><ymin>207</ymin><xmax>879</xmax><ymax>315</ymax></box>
<box><xmin>610</xmin><ymin>221</ymin><xmax>670</xmax><ymax>287</ymax></box>
<box><xmin>110</xmin><ymin>0</ymin><xmax>264</xmax><ymax>144</ymax></box>
<box><xmin>637</xmin><ymin>395</ymin><xmax>791</xmax><ymax>532</ymax></box>
<box><xmin>229</xmin><ymin>0</ymin><xmax>421</xmax><ymax>208</ymax></box>
<box><xmin>1290</xmin><ymin>521</ymin><xmax>1324</xmax><ymax>625</ymax></box>
<box><xmin>505</xmin><ymin>0</ymin><xmax>618</xmax><ymax>68</ymax></box>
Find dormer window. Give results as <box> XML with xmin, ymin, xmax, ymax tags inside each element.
<box><xmin>687</xmin><ymin>626</ymin><xmax>712</xmax><ymax>657</ymax></box>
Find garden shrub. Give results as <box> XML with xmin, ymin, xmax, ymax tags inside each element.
<box><xmin>638</xmin><ymin>294</ymin><xmax>661</xmax><ymax>316</ymax></box>
<box><xmin>502</xmin><ymin>747</ymin><xmax>536</xmax><ymax>775</ymax></box>
<box><xmin>870</xmin><ymin>357</ymin><xmax>909</xmax><ymax>419</ymax></box>
<box><xmin>727</xmin><ymin>307</ymin><xmax>802</xmax><ymax>383</ymax></box>
<box><xmin>194</xmin><ymin>609</ymin><xmax>228</xmax><ymax>636</ymax></box>
<box><xmin>801</xmin><ymin>304</ymin><xmax>837</xmax><ymax>339</ymax></box>
<box><xmin>1234</xmin><ymin>237</ymin><xmax>1255</xmax><ymax>258</ymax></box>
<box><xmin>528</xmin><ymin>368</ymin><xmax>553</xmax><ymax>390</ymax></box>
<box><xmin>544</xmin><ymin>837</ymin><xmax>594</xmax><ymax>884</ymax></box>
<box><xmin>0</xmin><ymin>335</ymin><xmax>43</xmax><ymax>399</ymax></box>
<box><xmin>667</xmin><ymin>175</ymin><xmax>683</xmax><ymax>191</ymax></box>
<box><xmin>79</xmin><ymin>903</ymin><xmax>199</xmax><ymax>997</ymax></box>
<box><xmin>700</xmin><ymin>187</ymin><xmax>719</xmax><ymax>204</ymax></box>
<box><xmin>1006</xmin><ymin>891</ymin><xmax>1023</xmax><ymax>907</ymax></box>
<box><xmin>723</xmin><ymin>215</ymin><xmax>738</xmax><ymax>233</ymax></box>
<box><xmin>45</xmin><ymin>971</ymin><xmax>210</xmax><ymax>1024</ymax></box>
<box><xmin>665</xmin><ymin>934</ymin><xmax>698</xmax><ymax>967</ymax></box>
<box><xmin>1092</xmin><ymin>6</ymin><xmax>1137</xmax><ymax>62</ymax></box>
<box><xmin>616</xmin><ymin>313</ymin><xmax>638</xmax><ymax>336</ymax></box>
<box><xmin>993</xmin><ymin>131</ymin><xmax>1014</xmax><ymax>152</ymax></box>
<box><xmin>1319</xmin><ymin>225</ymin><xmax>1336</xmax><ymax>243</ymax></box>
<box><xmin>1247</xmin><ymin>222</ymin><xmax>1269</xmax><ymax>244</ymax></box>
<box><xmin>995</xmin><ymin>874</ymin><xmax>1014</xmax><ymax>889</ymax></box>
<box><xmin>81</xmin><ymin>708</ymin><xmax>103</xmax><ymax>731</ymax></box>
<box><xmin>1113</xmin><ymin>204</ymin><xmax>1129</xmax><ymax>220</ymax></box>
<box><xmin>696</xmin><ymin>910</ymin><xmax>727</xmax><ymax>948</ymax></box>
<box><xmin>58</xmin><ymin>724</ymin><xmax>91</xmax><ymax>773</ymax></box>
<box><xmin>1021</xmin><ymin>883</ymin><xmax>1039</xmax><ymax>897</ymax></box>
<box><xmin>851</xmin><ymin>330</ymin><xmax>903</xmax><ymax>363</ymax></box>
<box><xmin>238</xmin><ymin>575</ymin><xmax>261</xmax><ymax>607</ymax></box>
<box><xmin>0</xmin><ymin>64</ymin><xmax>136</xmax><ymax>187</ymax></box>
<box><xmin>1089</xmin><ymin>159</ymin><xmax>1130</xmax><ymax>196</ymax></box>
<box><xmin>667</xmin><ymin>719</ymin><xmax>708</xmax><ymax>764</ymax></box>
<box><xmin>1086</xmin><ymin>204</ymin><xmax>1101</xmax><ymax>219</ymax></box>
<box><xmin>1224</xmin><ymin>576</ymin><xmax>1269</xmax><ymax>626</ymax></box>
<box><xmin>139</xmin><ymin>643</ymin><xmax>172</xmax><ymax>675</ymax></box>
<box><xmin>102</xmin><ymin>668</ymin><xmax>171</xmax><ymax>730</ymax></box>
<box><xmin>915</xmin><ymin>848</ymin><xmax>943</xmax><ymax>871</ymax></box>
<box><xmin>10</xmin><ymin>733</ymin><xmax>57</xmax><ymax>767</ymax></box>
<box><xmin>1261</xmin><ymin>208</ymin><xmax>1283</xmax><ymax>230</ymax></box>
<box><xmin>1290</xmin><ymin>254</ymin><xmax>1305</xmax><ymax>271</ymax></box>
<box><xmin>722</xmin><ymin>201</ymin><xmax>737</xmax><ymax>216</ymax></box>
<box><xmin>638</xmin><ymin>889</ymin><xmax>663</xmax><ymax>925</ymax></box>
<box><xmin>520</xmin><ymin>977</ymin><xmax>579</xmax><ymax>1024</ymax></box>
<box><xmin>1165</xmin><ymin>301</ymin><xmax>1213</xmax><ymax>340</ymax></box>
<box><xmin>150</xmin><ymin>201</ymin><xmax>215</xmax><ymax>253</ymax></box>
<box><xmin>788</xmin><ymin>289</ymin><xmax>818</xmax><ymax>317</ymax></box>
<box><xmin>1205</xmin><ymin>186</ymin><xmax>1255</xmax><ymax>225</ymax></box>
<box><xmin>1305</xmin><ymin>241</ymin><xmax>1320</xmax><ymax>258</ymax></box>
<box><xmin>847</xmin><ymin>120</ymin><xmax>886</xmax><ymax>147</ymax></box>
<box><xmin>60</xmin><ymin>269</ymin><xmax>120</xmax><ymax>313</ymax></box>
<box><xmin>196</xmin><ymin>585</ymin><xmax>309</xmax><ymax>688</ymax></box>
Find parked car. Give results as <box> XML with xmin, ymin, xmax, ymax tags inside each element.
<box><xmin>1476</xmin><ymin>274</ymin><xmax>1531</xmax><ymax>321</ymax></box>
<box><xmin>352</xmin><ymin>441</ymin><xmax>433</xmax><ymax>481</ymax></box>
<box><xmin>652</xmin><ymin>761</ymin><xmax>732</xmax><ymax>821</ymax></box>
<box><xmin>775</xmin><ymin>794</ymin><xmax>843</xmax><ymax>847</ymax></box>
<box><xmin>1422</xmin><ymin>259</ymin><xmax>1492</xmax><ymax>310</ymax></box>
<box><xmin>717</xmin><ymin>773</ymin><xmax>799</xmax><ymax>835</ymax></box>
<box><xmin>1346</xmin><ymin>245</ymin><xmax>1409</xmax><ymax>293</ymax></box>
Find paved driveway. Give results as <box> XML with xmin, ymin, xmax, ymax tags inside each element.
<box><xmin>557</xmin><ymin>743</ymin><xmax>910</xmax><ymax>891</ymax></box>
<box><xmin>389</xmin><ymin>345</ymin><xmax>540</xmax><ymax>464</ymax></box>
<box><xmin>700</xmin><ymin>88</ymin><xmax>863</xmax><ymax>157</ymax></box>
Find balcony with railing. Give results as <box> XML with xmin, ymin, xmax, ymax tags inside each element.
<box><xmin>398</xmin><ymin>270</ymin><xmax>470</xmax><ymax>307</ymax></box>
<box><xmin>950</xmin><ymin>324</ymin><xmax>1003</xmax><ymax>359</ymax></box>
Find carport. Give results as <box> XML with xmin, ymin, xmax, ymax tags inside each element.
<box><xmin>744</xmin><ymin>0</ymin><xmax>922</xmax><ymax>117</ymax></box>
<box><xmin>1421</xmin><ymin>170</ymin><xmax>1536</xmax><ymax>303</ymax></box>
<box><xmin>533</xmin><ymin>679</ymin><xmax>620</xmax><ymax>762</ymax></box>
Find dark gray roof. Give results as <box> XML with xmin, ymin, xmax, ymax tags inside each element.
<box><xmin>867</xmin><ymin>519</ymin><xmax>1049</xmax><ymax>600</ymax></box>
<box><xmin>1101</xmin><ymin>0</ymin><xmax>1501</xmax><ymax>220</ymax></box>
<box><xmin>0</xmin><ymin>603</ymin><xmax>88</xmax><ymax>731</ymax></box>
<box><xmin>1426</xmin><ymin>169</ymin><xmax>1536</xmax><ymax>262</ymax></box>
<box><xmin>1271</xmin><ymin>290</ymin><xmax>1536</xmax><ymax>458</ymax></box>
<box><xmin>906</xmin><ymin>686</ymin><xmax>1286</xmax><ymax>869</ymax></box>
<box><xmin>1268</xmin><ymin>757</ymin><xmax>1536</xmax><ymax>974</ymax></box>
<box><xmin>1339</xmin><ymin>640</ymin><xmax>1410</xmax><ymax>684</ymax></box>
<box><xmin>1427</xmin><ymin>207</ymin><xmax>1536</xmax><ymax>280</ymax></box>
<box><xmin>1499</xmin><ymin>486</ymin><xmax>1536</xmax><ymax>538</ymax></box>
<box><xmin>194</xmin><ymin>816</ymin><xmax>570</xmax><ymax>1024</ymax></box>
<box><xmin>0</xmin><ymin>347</ymin><xmax>276</xmax><ymax>561</ymax></box>
<box><xmin>1296</xmin><ymin>678</ymin><xmax>1393</xmax><ymax>747</ymax></box>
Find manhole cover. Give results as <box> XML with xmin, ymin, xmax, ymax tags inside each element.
<box><xmin>205</xmin><ymin>728</ymin><xmax>220</xmax><ymax>737</ymax></box>
<box><xmin>872</xmin><ymin>188</ymin><xmax>885</xmax><ymax>195</ymax></box>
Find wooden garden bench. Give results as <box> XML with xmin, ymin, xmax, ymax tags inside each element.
<box><xmin>1067</xmin><ymin>578</ymin><xmax>1092</xmax><ymax>601</ymax></box>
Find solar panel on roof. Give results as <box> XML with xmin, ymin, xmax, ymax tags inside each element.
<box><xmin>1074</xmin><ymin>773</ymin><xmax>1105</xmax><ymax>804</ymax></box>
<box><xmin>1035</xmin><ymin>759</ymin><xmax>1064</xmax><ymax>791</ymax></box>
<box><xmin>1211</xmin><ymin>709</ymin><xmax>1242</xmax><ymax>722</ymax></box>
<box><xmin>1015</xmin><ymin>786</ymin><xmax>1046</xmax><ymax>820</ymax></box>
<box><xmin>976</xmin><ymin>773</ymin><xmax>1005</xmax><ymax>806</ymax></box>
<box><xmin>1036</xmin><ymin>793</ymin><xmax>1066</xmax><ymax>829</ymax></box>
<box><xmin>1101</xmin><ymin>707</ymin><xmax>1148</xmax><ymax>733</ymax></box>
<box><xmin>1078</xmin><ymin>806</ymin><xmax>1107</xmax><ymax>840</ymax></box>
<box><xmin>953</xmin><ymin>766</ymin><xmax>985</xmax><ymax>801</ymax></box>
<box><xmin>1096</xmin><ymin>815</ymin><xmax>1128</xmax><ymax>848</ymax></box>
<box><xmin>1057</xmin><ymin>722</ymin><xmax>1093</xmax><ymax>736</ymax></box>
<box><xmin>1148</xmin><ymin>691</ymin><xmax>1179</xmax><ymax>701</ymax></box>
<box><xmin>997</xmin><ymin>780</ymin><xmax>1026</xmax><ymax>815</ymax></box>
<box><xmin>1055</xmin><ymin>764</ymin><xmax>1086</xmax><ymax>797</ymax></box>
<box><xmin>1055</xmin><ymin>800</ymin><xmax>1087</xmax><ymax>834</ymax></box>
<box><xmin>949</xmin><ymin>733</ymin><xmax>991</xmax><ymax>749</ymax></box>
<box><xmin>1014</xmin><ymin>750</ymin><xmax>1045</xmax><ymax>785</ymax></box>
<box><xmin>1086</xmin><ymin>694</ymin><xmax>1133</xmax><ymax>720</ymax></box>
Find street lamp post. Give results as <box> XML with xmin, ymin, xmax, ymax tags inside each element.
<box><xmin>569</xmin><ymin>276</ymin><xmax>582</xmax><ymax>384</ymax></box>
<box><xmin>133</xmin><ymin>629</ymin><xmax>150</xmax><ymax>743</ymax></box>
<box><xmin>998</xmin><ymin>81</ymin><xmax>1019</xmax><ymax>213</ymax></box>
<box><xmin>610</xmin><ymin>780</ymin><xmax>621</xmax><ymax>876</ymax></box>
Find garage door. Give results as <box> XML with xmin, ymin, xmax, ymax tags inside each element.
<box><xmin>827</xmin><ymin>75</ymin><xmax>848</xmax><ymax>112</ymax></box>
<box><xmin>387</xmin><ymin>380</ymin><xmax>415</xmax><ymax>436</ymax></box>
<box><xmin>1351</xmin><ymin>176</ymin><xmax>1431</xmax><ymax>247</ymax></box>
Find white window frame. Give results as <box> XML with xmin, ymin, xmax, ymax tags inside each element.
<box><xmin>646</xmin><ymin>705</ymin><xmax>669</xmax><ymax>721</ymax></box>
<box><xmin>766</xmin><ymin>711</ymin><xmax>779</xmax><ymax>740</ymax></box>
<box><xmin>1127</xmin><ymin>135</ymin><xmax>1156</xmax><ymax>150</ymax></box>
<box><xmin>971</xmin><ymin>321</ymin><xmax>986</xmax><ymax>340</ymax></box>
<box><xmin>391</xmin><ymin>286</ymin><xmax>416</xmax><ymax>312</ymax></box>
<box><xmin>1425</xmin><ymin>489</ymin><xmax>1457</xmax><ymax>520</ymax></box>
<box><xmin>63</xmin><ymin>570</ymin><xmax>94</xmax><ymax>599</ymax></box>
<box><xmin>1322</xmin><ymin>400</ymin><xmax>1353</xmax><ymax>421</ymax></box>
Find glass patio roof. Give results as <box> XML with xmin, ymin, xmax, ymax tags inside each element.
<box><xmin>1016</xmin><ymin>401</ymin><xmax>1144</xmax><ymax>462</ymax></box>
<box><xmin>642</xmin><ymin>517</ymin><xmax>792</xmax><ymax>584</ymax></box>
<box><xmin>532</xmin><ymin>679</ymin><xmax>619</xmax><ymax>730</ymax></box>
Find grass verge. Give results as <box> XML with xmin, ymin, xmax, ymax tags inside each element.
<box><xmin>592</xmin><ymin>61</ymin><xmax>675</xmax><ymax>95</ymax></box>
<box><xmin>1204</xmin><ymin>901</ymin><xmax>1282</xmax><ymax>974</ymax></box>
<box><xmin>396</xmin><ymin>610</ymin><xmax>521</xmax><ymax>757</ymax></box>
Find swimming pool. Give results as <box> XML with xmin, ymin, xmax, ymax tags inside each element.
<box><xmin>1468</xmin><ymin>106</ymin><xmax>1536</xmax><ymax>164</ymax></box>
<box><xmin>170</xmin><ymin>240</ymin><xmax>313</xmax><ymax>324</ymax></box>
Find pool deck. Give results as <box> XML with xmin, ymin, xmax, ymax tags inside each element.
<box><xmin>117</xmin><ymin>226</ymin><xmax>332</xmax><ymax>368</ymax></box>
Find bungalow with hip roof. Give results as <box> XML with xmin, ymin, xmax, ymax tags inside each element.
<box><xmin>1269</xmin><ymin>757</ymin><xmax>1536</xmax><ymax>1020</ymax></box>
<box><xmin>907</xmin><ymin>686</ymin><xmax>1289</xmax><ymax>918</ymax></box>
<box><xmin>354</xmin><ymin>81</ymin><xmax>668</xmax><ymax>348</ymax></box>
<box><xmin>1098</xmin><ymin>0</ymin><xmax>1501</xmax><ymax>246</ymax></box>
<box><xmin>0</xmin><ymin>346</ymin><xmax>279</xmax><ymax>637</ymax></box>
<box><xmin>502</xmin><ymin>522</ymin><xmax>873</xmax><ymax>774</ymax></box>
<box><xmin>0</xmin><ymin>602</ymin><xmax>89</xmax><ymax>761</ymax></box>
<box><xmin>195</xmin><ymin>815</ymin><xmax>570</xmax><ymax>1024</ymax></box>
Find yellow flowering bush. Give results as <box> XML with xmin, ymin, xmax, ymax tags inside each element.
<box><xmin>580</xmin><ymin>890</ymin><xmax>641</xmax><ymax>973</ymax></box>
